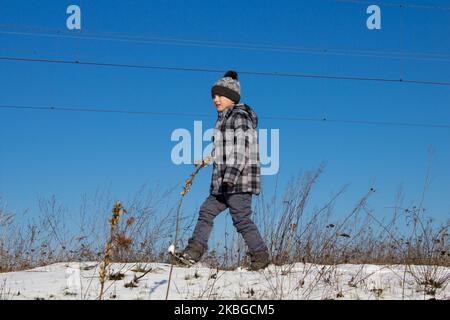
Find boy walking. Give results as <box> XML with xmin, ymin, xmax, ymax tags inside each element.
<box><xmin>180</xmin><ymin>70</ymin><xmax>269</xmax><ymax>271</ymax></box>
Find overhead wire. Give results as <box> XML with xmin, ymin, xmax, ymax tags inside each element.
<box><xmin>1</xmin><ymin>23</ymin><xmax>450</xmax><ymax>62</ymax></box>
<box><xmin>1</xmin><ymin>55</ymin><xmax>450</xmax><ymax>87</ymax></box>
<box><xmin>1</xmin><ymin>104</ymin><xmax>449</xmax><ymax>129</ymax></box>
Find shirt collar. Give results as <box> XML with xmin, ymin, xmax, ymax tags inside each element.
<box><xmin>218</xmin><ymin>106</ymin><xmax>234</xmax><ymax>119</ymax></box>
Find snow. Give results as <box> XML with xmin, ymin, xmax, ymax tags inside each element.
<box><xmin>0</xmin><ymin>262</ymin><xmax>448</xmax><ymax>300</ymax></box>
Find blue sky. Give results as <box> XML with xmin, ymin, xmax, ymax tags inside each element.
<box><xmin>0</xmin><ymin>0</ymin><xmax>449</xmax><ymax>245</ymax></box>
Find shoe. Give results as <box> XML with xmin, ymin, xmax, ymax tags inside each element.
<box><xmin>182</xmin><ymin>240</ymin><xmax>206</xmax><ymax>262</ymax></box>
<box><xmin>170</xmin><ymin>251</ymin><xmax>196</xmax><ymax>267</ymax></box>
<box><xmin>248</xmin><ymin>251</ymin><xmax>270</xmax><ymax>271</ymax></box>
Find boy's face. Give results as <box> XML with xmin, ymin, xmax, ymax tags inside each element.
<box><xmin>213</xmin><ymin>95</ymin><xmax>235</xmax><ymax>112</ymax></box>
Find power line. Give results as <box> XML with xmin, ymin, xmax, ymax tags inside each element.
<box><xmin>265</xmin><ymin>115</ymin><xmax>450</xmax><ymax>129</ymax></box>
<box><xmin>0</xmin><ymin>104</ymin><xmax>212</xmax><ymax>118</ymax></box>
<box><xmin>1</xmin><ymin>55</ymin><xmax>450</xmax><ymax>87</ymax></box>
<box><xmin>1</xmin><ymin>104</ymin><xmax>449</xmax><ymax>129</ymax></box>
<box><xmin>1</xmin><ymin>24</ymin><xmax>450</xmax><ymax>62</ymax></box>
<box><xmin>336</xmin><ymin>0</ymin><xmax>450</xmax><ymax>10</ymax></box>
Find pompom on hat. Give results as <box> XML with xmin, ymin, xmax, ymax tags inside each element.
<box><xmin>211</xmin><ymin>70</ymin><xmax>241</xmax><ymax>103</ymax></box>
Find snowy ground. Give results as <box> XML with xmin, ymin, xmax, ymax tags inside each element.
<box><xmin>0</xmin><ymin>262</ymin><xmax>449</xmax><ymax>300</ymax></box>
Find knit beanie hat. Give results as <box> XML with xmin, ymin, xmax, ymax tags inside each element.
<box><xmin>211</xmin><ymin>70</ymin><xmax>241</xmax><ymax>103</ymax></box>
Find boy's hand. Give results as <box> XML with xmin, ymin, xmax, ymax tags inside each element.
<box><xmin>223</xmin><ymin>182</ymin><xmax>234</xmax><ymax>193</ymax></box>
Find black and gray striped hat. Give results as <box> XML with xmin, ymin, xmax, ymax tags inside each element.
<box><xmin>211</xmin><ymin>70</ymin><xmax>241</xmax><ymax>103</ymax></box>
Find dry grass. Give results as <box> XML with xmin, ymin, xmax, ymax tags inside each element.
<box><xmin>250</xmin><ymin>164</ymin><xmax>449</xmax><ymax>269</ymax></box>
<box><xmin>0</xmin><ymin>183</ymin><xmax>180</xmax><ymax>273</ymax></box>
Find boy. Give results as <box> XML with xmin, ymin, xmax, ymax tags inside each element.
<box><xmin>180</xmin><ymin>70</ymin><xmax>269</xmax><ymax>271</ymax></box>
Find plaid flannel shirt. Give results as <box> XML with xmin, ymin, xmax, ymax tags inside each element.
<box><xmin>209</xmin><ymin>103</ymin><xmax>261</xmax><ymax>195</ymax></box>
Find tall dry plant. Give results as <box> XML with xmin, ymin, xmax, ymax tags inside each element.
<box><xmin>98</xmin><ymin>201</ymin><xmax>127</xmax><ymax>300</ymax></box>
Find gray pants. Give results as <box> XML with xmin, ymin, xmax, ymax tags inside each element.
<box><xmin>189</xmin><ymin>192</ymin><xmax>267</xmax><ymax>254</ymax></box>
